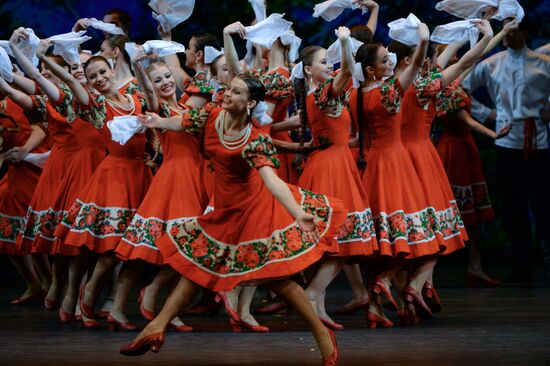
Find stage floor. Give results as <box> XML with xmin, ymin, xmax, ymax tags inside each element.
<box><xmin>1</xmin><ymin>270</ymin><xmax>549</xmax><ymax>365</ymax></box>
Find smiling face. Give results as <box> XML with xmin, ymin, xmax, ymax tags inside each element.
<box><xmin>147</xmin><ymin>64</ymin><xmax>176</xmax><ymax>99</ymax></box>
<box><xmin>221</xmin><ymin>77</ymin><xmax>255</xmax><ymax>114</ymax></box>
<box><xmin>305</xmin><ymin>48</ymin><xmax>333</xmax><ymax>85</ymax></box>
<box><xmin>369</xmin><ymin>45</ymin><xmax>393</xmax><ymax>80</ymax></box>
<box><xmin>71</xmin><ymin>53</ymin><xmax>92</xmax><ymax>85</ymax></box>
<box><xmin>84</xmin><ymin>59</ymin><xmax>114</xmax><ymax>93</ymax></box>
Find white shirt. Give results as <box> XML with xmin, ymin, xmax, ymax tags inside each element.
<box><xmin>464</xmin><ymin>47</ymin><xmax>550</xmax><ymax>149</ymax></box>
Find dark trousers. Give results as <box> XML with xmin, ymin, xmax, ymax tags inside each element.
<box><xmin>496</xmin><ymin>147</ymin><xmax>550</xmax><ymax>271</ymax></box>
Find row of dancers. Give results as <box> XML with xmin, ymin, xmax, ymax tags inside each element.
<box><xmin>1</xmin><ymin>0</ymin><xmax>546</xmax><ymax>364</ymax></box>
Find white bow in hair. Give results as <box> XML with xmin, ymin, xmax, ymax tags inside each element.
<box><xmin>388</xmin><ymin>13</ymin><xmax>422</xmax><ymax>46</ymax></box>
<box><xmin>149</xmin><ymin>0</ymin><xmax>196</xmax><ymax>33</ymax></box>
<box><xmin>326</xmin><ymin>29</ymin><xmax>363</xmax><ymax>66</ymax></box>
<box><xmin>244</xmin><ymin>13</ymin><xmax>292</xmax><ymax>48</ymax></box>
<box><xmin>48</xmin><ymin>31</ymin><xmax>91</xmax><ymax>65</ymax></box>
<box><xmin>88</xmin><ymin>19</ymin><xmax>125</xmax><ymax>35</ymax></box>
<box><xmin>0</xmin><ymin>47</ymin><xmax>13</xmax><ymax>83</ymax></box>
<box><xmin>204</xmin><ymin>46</ymin><xmax>224</xmax><ymax>64</ymax></box>
<box><xmin>280</xmin><ymin>30</ymin><xmax>302</xmax><ymax>63</ymax></box>
<box><xmin>107</xmin><ymin>115</ymin><xmax>147</xmax><ymax>145</ymax></box>
<box><xmin>313</xmin><ymin>0</ymin><xmax>365</xmax><ymax>22</ymax></box>
<box><xmin>252</xmin><ymin>101</ymin><xmax>273</xmax><ymax>126</ymax></box>
<box><xmin>352</xmin><ymin>62</ymin><xmax>365</xmax><ymax>89</ymax></box>
<box><xmin>388</xmin><ymin>51</ymin><xmax>397</xmax><ymax>70</ymax></box>
<box><xmin>142</xmin><ymin>40</ymin><xmax>185</xmax><ymax>57</ymax></box>
<box><xmin>431</xmin><ymin>19</ymin><xmax>481</xmax><ymax>49</ymax></box>
<box><xmin>249</xmin><ymin>0</ymin><xmax>267</xmax><ymax>21</ymax></box>
<box><xmin>290</xmin><ymin>61</ymin><xmax>304</xmax><ymax>82</ymax></box>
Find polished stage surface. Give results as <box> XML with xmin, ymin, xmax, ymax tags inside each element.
<box><xmin>1</xmin><ymin>264</ymin><xmax>549</xmax><ymax>366</ymax></box>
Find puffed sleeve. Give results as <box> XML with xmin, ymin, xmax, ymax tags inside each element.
<box><xmin>380</xmin><ymin>77</ymin><xmax>404</xmax><ymax>113</ymax></box>
<box><xmin>242</xmin><ymin>133</ymin><xmax>280</xmax><ymax>169</ymax></box>
<box><xmin>157</xmin><ymin>100</ymin><xmax>172</xmax><ymax>118</ymax></box>
<box><xmin>183</xmin><ymin>70</ymin><xmax>215</xmax><ymax>99</ymax></box>
<box><xmin>51</xmin><ymin>85</ymin><xmax>78</xmax><ymax>123</ymax></box>
<box><xmin>435</xmin><ymin>81</ymin><xmax>468</xmax><ymax>117</ymax></box>
<box><xmin>181</xmin><ymin>102</ymin><xmax>217</xmax><ymax>134</ymax></box>
<box><xmin>75</xmin><ymin>92</ymin><xmax>108</xmax><ymax>129</ymax></box>
<box><xmin>414</xmin><ymin>69</ymin><xmax>442</xmax><ymax>110</ymax></box>
<box><xmin>25</xmin><ymin>94</ymin><xmax>48</xmax><ymax>126</ymax></box>
<box><xmin>313</xmin><ymin>78</ymin><xmax>350</xmax><ymax>117</ymax></box>
<box><xmin>261</xmin><ymin>70</ymin><xmax>293</xmax><ymax>103</ymax></box>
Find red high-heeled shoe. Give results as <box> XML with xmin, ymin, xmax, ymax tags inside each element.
<box><xmin>371</xmin><ymin>279</ymin><xmax>398</xmax><ymax>311</ymax></box>
<box><xmin>320</xmin><ymin>317</ymin><xmax>344</xmax><ymax>331</ymax></box>
<box><xmin>422</xmin><ymin>282</ymin><xmax>442</xmax><ymax>313</ymax></box>
<box><xmin>10</xmin><ymin>291</ymin><xmax>44</xmax><ymax>305</ymax></box>
<box><xmin>107</xmin><ymin>314</ymin><xmax>138</xmax><ymax>331</ymax></box>
<box><xmin>59</xmin><ymin>305</ymin><xmax>75</xmax><ymax>323</ymax></box>
<box><xmin>466</xmin><ymin>272</ymin><xmax>501</xmax><ymax>287</ymax></box>
<box><xmin>403</xmin><ymin>286</ymin><xmax>432</xmax><ymax>320</ymax></box>
<box><xmin>79</xmin><ymin>287</ymin><xmax>95</xmax><ymax>319</ymax></box>
<box><xmin>334</xmin><ymin>298</ymin><xmax>369</xmax><ymax>315</ymax></box>
<box><xmin>44</xmin><ymin>297</ymin><xmax>59</xmax><ymax>310</ymax></box>
<box><xmin>167</xmin><ymin>321</ymin><xmax>193</xmax><ymax>332</ymax></box>
<box><xmin>322</xmin><ymin>328</ymin><xmax>339</xmax><ymax>366</ymax></box>
<box><xmin>229</xmin><ymin>318</ymin><xmax>270</xmax><ymax>333</ymax></box>
<box><xmin>214</xmin><ymin>292</ymin><xmax>240</xmax><ymax>322</ymax></box>
<box><xmin>81</xmin><ymin>316</ymin><xmax>100</xmax><ymax>328</ymax></box>
<box><xmin>138</xmin><ymin>288</ymin><xmax>155</xmax><ymax>321</ymax></box>
<box><xmin>255</xmin><ymin>299</ymin><xmax>287</xmax><ymax>314</ymax></box>
<box><xmin>365</xmin><ymin>311</ymin><xmax>394</xmax><ymax>329</ymax></box>
<box><xmin>120</xmin><ymin>331</ymin><xmax>165</xmax><ymax>356</ymax></box>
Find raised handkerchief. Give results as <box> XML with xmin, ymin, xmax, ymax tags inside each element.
<box><xmin>149</xmin><ymin>0</ymin><xmax>195</xmax><ymax>32</ymax></box>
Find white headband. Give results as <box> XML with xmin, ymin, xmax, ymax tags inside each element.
<box><xmin>48</xmin><ymin>31</ymin><xmax>91</xmax><ymax>65</ymax></box>
<box><xmin>0</xmin><ymin>46</ymin><xmax>13</xmax><ymax>83</ymax></box>
<box><xmin>280</xmin><ymin>30</ymin><xmax>302</xmax><ymax>63</ymax></box>
<box><xmin>290</xmin><ymin>61</ymin><xmax>304</xmax><ymax>82</ymax></box>
<box><xmin>204</xmin><ymin>46</ymin><xmax>224</xmax><ymax>64</ymax></box>
<box><xmin>252</xmin><ymin>101</ymin><xmax>273</xmax><ymax>126</ymax></box>
<box><xmin>430</xmin><ymin>19</ymin><xmax>481</xmax><ymax>49</ymax></box>
<box><xmin>149</xmin><ymin>0</ymin><xmax>196</xmax><ymax>33</ymax></box>
<box><xmin>388</xmin><ymin>13</ymin><xmax>422</xmax><ymax>46</ymax></box>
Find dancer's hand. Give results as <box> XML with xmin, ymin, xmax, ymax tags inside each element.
<box><xmin>224</xmin><ymin>22</ymin><xmax>246</xmax><ymax>39</ymax></box>
<box><xmin>4</xmin><ymin>146</ymin><xmax>29</xmax><ymax>163</ymax></box>
<box><xmin>503</xmin><ymin>19</ymin><xmax>519</xmax><ymax>34</ymax></box>
<box><xmin>139</xmin><ymin>112</ymin><xmax>162</xmax><ymax>129</ymax></box>
<box><xmin>9</xmin><ymin>27</ymin><xmax>29</xmax><ymax>46</ymax></box>
<box><xmin>336</xmin><ymin>26</ymin><xmax>351</xmax><ymax>41</ymax></box>
<box><xmin>297</xmin><ymin>212</ymin><xmax>321</xmax><ymax>244</ymax></box>
<box><xmin>36</xmin><ymin>39</ymin><xmax>52</xmax><ymax>58</ymax></box>
<box><xmin>495</xmin><ymin>123</ymin><xmax>512</xmax><ymax>139</ymax></box>
<box><xmin>417</xmin><ymin>23</ymin><xmax>430</xmax><ymax>42</ymax></box>
<box><xmin>354</xmin><ymin>0</ymin><xmax>379</xmax><ymax>11</ymax></box>
<box><xmin>72</xmin><ymin>18</ymin><xmax>91</xmax><ymax>32</ymax></box>
<box><xmin>472</xmin><ymin>19</ymin><xmax>494</xmax><ymax>38</ymax></box>
<box><xmin>130</xmin><ymin>45</ymin><xmax>148</xmax><ymax>65</ymax></box>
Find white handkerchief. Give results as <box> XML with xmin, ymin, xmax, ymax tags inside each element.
<box><xmin>204</xmin><ymin>46</ymin><xmax>224</xmax><ymax>64</ymax></box>
<box><xmin>88</xmin><ymin>19</ymin><xmax>125</xmax><ymax>35</ymax></box>
<box><xmin>388</xmin><ymin>13</ymin><xmax>422</xmax><ymax>46</ymax></box>
<box><xmin>0</xmin><ymin>41</ymin><xmax>13</xmax><ymax>58</ymax></box>
<box><xmin>7</xmin><ymin>29</ymin><xmax>40</xmax><ymax>67</ymax></box>
<box><xmin>149</xmin><ymin>0</ymin><xmax>195</xmax><ymax>33</ymax></box>
<box><xmin>107</xmin><ymin>116</ymin><xmax>146</xmax><ymax>145</ymax></box>
<box><xmin>0</xmin><ymin>46</ymin><xmax>13</xmax><ymax>83</ymax></box>
<box><xmin>244</xmin><ymin>40</ymin><xmax>255</xmax><ymax>66</ymax></box>
<box><xmin>23</xmin><ymin>151</ymin><xmax>51</xmax><ymax>169</ymax></box>
<box><xmin>49</xmin><ymin>31</ymin><xmax>91</xmax><ymax>65</ymax></box>
<box><xmin>326</xmin><ymin>30</ymin><xmax>363</xmax><ymax>66</ymax></box>
<box><xmin>435</xmin><ymin>0</ymin><xmax>498</xmax><ymax>19</ymax></box>
<box><xmin>249</xmin><ymin>0</ymin><xmax>267</xmax><ymax>21</ymax></box>
<box><xmin>352</xmin><ymin>62</ymin><xmax>364</xmax><ymax>88</ymax></box>
<box><xmin>142</xmin><ymin>40</ymin><xmax>185</xmax><ymax>57</ymax></box>
<box><xmin>493</xmin><ymin>0</ymin><xmax>525</xmax><ymax>22</ymax></box>
<box><xmin>430</xmin><ymin>19</ymin><xmax>481</xmax><ymax>48</ymax></box>
<box><xmin>313</xmin><ymin>0</ymin><xmax>362</xmax><ymax>22</ymax></box>
<box><xmin>290</xmin><ymin>61</ymin><xmax>304</xmax><ymax>82</ymax></box>
<box><xmin>252</xmin><ymin>101</ymin><xmax>273</xmax><ymax>126</ymax></box>
<box><xmin>388</xmin><ymin>52</ymin><xmax>397</xmax><ymax>70</ymax></box>
<box><xmin>280</xmin><ymin>30</ymin><xmax>302</xmax><ymax>63</ymax></box>
<box><xmin>244</xmin><ymin>13</ymin><xmax>292</xmax><ymax>48</ymax></box>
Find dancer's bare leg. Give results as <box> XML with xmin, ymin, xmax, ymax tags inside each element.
<box><xmin>109</xmin><ymin>260</ymin><xmax>143</xmax><ymax>322</ymax></box>
<box><xmin>305</xmin><ymin>257</ymin><xmax>347</xmax><ymax>322</ymax></box>
<box><xmin>9</xmin><ymin>255</ymin><xmax>44</xmax><ymax>297</ymax></box>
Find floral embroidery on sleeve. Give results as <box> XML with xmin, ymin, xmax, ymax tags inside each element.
<box><xmin>184</xmin><ymin>70</ymin><xmax>214</xmax><ymax>97</ymax></box>
<box><xmin>76</xmin><ymin>93</ymin><xmax>107</xmax><ymax>129</ymax></box>
<box><xmin>414</xmin><ymin>69</ymin><xmax>442</xmax><ymax>110</ymax></box>
<box><xmin>158</xmin><ymin>100</ymin><xmax>172</xmax><ymax>118</ymax></box>
<box><xmin>261</xmin><ymin>69</ymin><xmax>293</xmax><ymax>102</ymax></box>
<box><xmin>435</xmin><ymin>82</ymin><xmax>468</xmax><ymax>116</ymax></box>
<box><xmin>53</xmin><ymin>85</ymin><xmax>77</xmax><ymax>123</ymax></box>
<box><xmin>125</xmin><ymin>80</ymin><xmax>142</xmax><ymax>96</ymax></box>
<box><xmin>242</xmin><ymin>133</ymin><xmax>280</xmax><ymax>169</ymax></box>
<box><xmin>380</xmin><ymin>77</ymin><xmax>403</xmax><ymax>113</ymax></box>
<box><xmin>181</xmin><ymin>102</ymin><xmax>216</xmax><ymax>134</ymax></box>
<box><xmin>313</xmin><ymin>78</ymin><xmax>349</xmax><ymax>117</ymax></box>
<box><xmin>25</xmin><ymin>95</ymin><xmax>48</xmax><ymax>127</ymax></box>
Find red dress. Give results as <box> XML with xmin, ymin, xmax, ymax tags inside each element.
<box><xmin>54</xmin><ymin>92</ymin><xmax>152</xmax><ymax>253</ymax></box>
<box><xmin>116</xmin><ymin>100</ymin><xmax>209</xmax><ymax>264</ymax></box>
<box><xmin>298</xmin><ymin>79</ymin><xmax>377</xmax><ymax>256</ymax></box>
<box><xmin>261</xmin><ymin>67</ymin><xmax>300</xmax><ymax>184</ymax></box>
<box><xmin>0</xmin><ymin>99</ymin><xmax>48</xmax><ymax>254</ymax></box>
<box><xmin>349</xmin><ymin>79</ymin><xmax>444</xmax><ymax>258</ymax></box>
<box><xmin>31</xmin><ymin>86</ymin><xmax>106</xmax><ymax>255</ymax></box>
<box><xmin>435</xmin><ymin>82</ymin><xmax>494</xmax><ymax>225</ymax></box>
<box><xmin>156</xmin><ymin>104</ymin><xmax>347</xmax><ymax>291</ymax></box>
<box><xmin>16</xmin><ymin>90</ymin><xmax>79</xmax><ymax>254</ymax></box>
<box><xmin>401</xmin><ymin>72</ymin><xmax>467</xmax><ymax>254</ymax></box>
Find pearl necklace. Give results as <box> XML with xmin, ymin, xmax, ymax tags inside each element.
<box><xmin>105</xmin><ymin>94</ymin><xmax>135</xmax><ymax>115</ymax></box>
<box><xmin>215</xmin><ymin>111</ymin><xmax>252</xmax><ymax>150</ymax></box>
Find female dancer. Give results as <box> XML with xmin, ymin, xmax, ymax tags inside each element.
<box><xmin>121</xmin><ymin>74</ymin><xmax>343</xmax><ymax>365</ymax></box>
